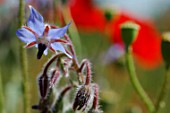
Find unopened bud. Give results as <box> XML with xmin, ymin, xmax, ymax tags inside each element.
<box><xmin>161</xmin><ymin>32</ymin><xmax>170</xmax><ymax>65</ymax></box>
<box><xmin>49</xmin><ymin>69</ymin><xmax>60</xmax><ymax>88</ymax></box>
<box><xmin>121</xmin><ymin>21</ymin><xmax>140</xmax><ymax>48</ymax></box>
<box><xmin>73</xmin><ymin>85</ymin><xmax>91</xmax><ymax>111</ymax></box>
<box><xmin>38</xmin><ymin>74</ymin><xmax>50</xmax><ymax>99</ymax></box>
<box><xmin>104</xmin><ymin>9</ymin><xmax>114</xmax><ymax>21</ymax></box>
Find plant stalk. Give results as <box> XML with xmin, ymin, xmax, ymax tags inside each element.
<box><xmin>154</xmin><ymin>64</ymin><xmax>170</xmax><ymax>113</ymax></box>
<box><xmin>18</xmin><ymin>0</ymin><xmax>30</xmax><ymax>113</ymax></box>
<box><xmin>125</xmin><ymin>47</ymin><xmax>155</xmax><ymax>112</ymax></box>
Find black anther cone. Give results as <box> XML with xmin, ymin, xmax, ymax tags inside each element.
<box><xmin>37</xmin><ymin>43</ymin><xmax>47</xmax><ymax>59</ymax></box>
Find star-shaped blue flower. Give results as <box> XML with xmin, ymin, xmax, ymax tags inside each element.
<box><xmin>16</xmin><ymin>5</ymin><xmax>71</xmax><ymax>59</ymax></box>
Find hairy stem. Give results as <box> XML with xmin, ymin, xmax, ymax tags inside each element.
<box><xmin>53</xmin><ymin>85</ymin><xmax>73</xmax><ymax>112</ymax></box>
<box><xmin>59</xmin><ymin>85</ymin><xmax>73</xmax><ymax>99</ymax></box>
<box><xmin>125</xmin><ymin>47</ymin><xmax>155</xmax><ymax>112</ymax></box>
<box><xmin>18</xmin><ymin>0</ymin><xmax>30</xmax><ymax>113</ymax></box>
<box><xmin>63</xmin><ymin>34</ymin><xmax>84</xmax><ymax>84</ymax></box>
<box><xmin>79</xmin><ymin>59</ymin><xmax>92</xmax><ymax>85</ymax></box>
<box><xmin>154</xmin><ymin>64</ymin><xmax>170</xmax><ymax>113</ymax></box>
<box><xmin>92</xmin><ymin>83</ymin><xmax>99</xmax><ymax>109</ymax></box>
<box><xmin>43</xmin><ymin>53</ymin><xmax>66</xmax><ymax>75</ymax></box>
<box><xmin>64</xmin><ymin>34</ymin><xmax>79</xmax><ymax>70</ymax></box>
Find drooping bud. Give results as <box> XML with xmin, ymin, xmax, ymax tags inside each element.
<box><xmin>161</xmin><ymin>32</ymin><xmax>170</xmax><ymax>65</ymax></box>
<box><xmin>120</xmin><ymin>21</ymin><xmax>140</xmax><ymax>48</ymax></box>
<box><xmin>38</xmin><ymin>74</ymin><xmax>50</xmax><ymax>99</ymax></box>
<box><xmin>73</xmin><ymin>85</ymin><xmax>92</xmax><ymax>111</ymax></box>
<box><xmin>49</xmin><ymin>69</ymin><xmax>60</xmax><ymax>88</ymax></box>
<box><xmin>37</xmin><ymin>43</ymin><xmax>47</xmax><ymax>59</ymax></box>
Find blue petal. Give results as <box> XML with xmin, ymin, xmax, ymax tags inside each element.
<box><xmin>48</xmin><ymin>22</ymin><xmax>71</xmax><ymax>40</ymax></box>
<box><xmin>51</xmin><ymin>43</ymin><xmax>72</xmax><ymax>58</ymax></box>
<box><xmin>27</xmin><ymin>17</ymin><xmax>44</xmax><ymax>36</ymax></box>
<box><xmin>43</xmin><ymin>48</ymin><xmax>48</xmax><ymax>55</ymax></box>
<box><xmin>16</xmin><ymin>28</ymin><xmax>36</xmax><ymax>43</ymax></box>
<box><xmin>28</xmin><ymin>5</ymin><xmax>44</xmax><ymax>23</ymax></box>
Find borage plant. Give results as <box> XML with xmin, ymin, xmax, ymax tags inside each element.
<box><xmin>16</xmin><ymin>6</ymin><xmax>102</xmax><ymax>113</ymax></box>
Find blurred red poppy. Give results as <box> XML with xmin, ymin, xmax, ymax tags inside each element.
<box><xmin>0</xmin><ymin>0</ymin><xmax>4</xmax><ymax>4</ymax></box>
<box><xmin>69</xmin><ymin>0</ymin><xmax>106</xmax><ymax>32</ymax></box>
<box><xmin>68</xmin><ymin>0</ymin><xmax>162</xmax><ymax>68</ymax></box>
<box><xmin>110</xmin><ymin>12</ymin><xmax>162</xmax><ymax>68</ymax></box>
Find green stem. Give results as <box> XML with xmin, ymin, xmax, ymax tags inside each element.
<box><xmin>154</xmin><ymin>64</ymin><xmax>170</xmax><ymax>113</ymax></box>
<box><xmin>0</xmin><ymin>68</ymin><xmax>5</xmax><ymax>113</ymax></box>
<box><xmin>125</xmin><ymin>47</ymin><xmax>155</xmax><ymax>112</ymax></box>
<box><xmin>18</xmin><ymin>0</ymin><xmax>30</xmax><ymax>113</ymax></box>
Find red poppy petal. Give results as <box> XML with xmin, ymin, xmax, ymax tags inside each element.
<box><xmin>69</xmin><ymin>0</ymin><xmax>106</xmax><ymax>32</ymax></box>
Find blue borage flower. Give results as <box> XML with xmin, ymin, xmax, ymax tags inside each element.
<box><xmin>16</xmin><ymin>5</ymin><xmax>72</xmax><ymax>59</ymax></box>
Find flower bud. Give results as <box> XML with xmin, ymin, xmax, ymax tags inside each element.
<box><xmin>120</xmin><ymin>21</ymin><xmax>140</xmax><ymax>48</ymax></box>
<box><xmin>73</xmin><ymin>85</ymin><xmax>92</xmax><ymax>111</ymax></box>
<box><xmin>161</xmin><ymin>32</ymin><xmax>170</xmax><ymax>65</ymax></box>
<box><xmin>104</xmin><ymin>9</ymin><xmax>114</xmax><ymax>21</ymax></box>
<box><xmin>49</xmin><ymin>69</ymin><xmax>60</xmax><ymax>88</ymax></box>
<box><xmin>38</xmin><ymin>74</ymin><xmax>50</xmax><ymax>99</ymax></box>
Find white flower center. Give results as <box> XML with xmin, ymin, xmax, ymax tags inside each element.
<box><xmin>38</xmin><ymin>36</ymin><xmax>49</xmax><ymax>45</ymax></box>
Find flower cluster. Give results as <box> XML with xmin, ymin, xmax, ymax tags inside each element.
<box><xmin>16</xmin><ymin>6</ymin><xmax>101</xmax><ymax>113</ymax></box>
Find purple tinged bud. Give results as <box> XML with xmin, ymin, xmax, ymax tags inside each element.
<box><xmin>49</xmin><ymin>69</ymin><xmax>60</xmax><ymax>88</ymax></box>
<box><xmin>73</xmin><ymin>85</ymin><xmax>91</xmax><ymax>111</ymax></box>
<box><xmin>38</xmin><ymin>74</ymin><xmax>50</xmax><ymax>99</ymax></box>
